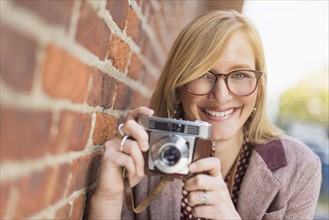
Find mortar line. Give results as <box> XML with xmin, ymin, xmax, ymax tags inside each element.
<box><xmin>27</xmin><ymin>187</ymin><xmax>88</xmax><ymax>219</ymax></box>
<box><xmin>153</xmin><ymin>4</ymin><xmax>176</xmax><ymax>52</ymax></box>
<box><xmin>32</xmin><ymin>41</ymin><xmax>47</xmax><ymax>103</ymax></box>
<box><xmin>0</xmin><ymin>1</ymin><xmax>153</xmax><ymax>96</ymax></box>
<box><xmin>0</xmin><ymin>145</ymin><xmax>104</xmax><ymax>184</ymax></box>
<box><xmin>129</xmin><ymin>0</ymin><xmax>167</xmax><ymax>62</ymax></box>
<box><xmin>150</xmin><ymin>0</ymin><xmax>161</xmax><ymax>11</ymax></box>
<box><xmin>87</xmin><ymin>0</ymin><xmax>161</xmax><ymax>79</ymax></box>
<box><xmin>67</xmin><ymin>0</ymin><xmax>82</xmax><ymax>41</ymax></box>
<box><xmin>3</xmin><ymin>186</ymin><xmax>19</xmax><ymax>219</ymax></box>
<box><xmin>0</xmin><ymin>78</ymin><xmax>125</xmax><ymax>119</ymax></box>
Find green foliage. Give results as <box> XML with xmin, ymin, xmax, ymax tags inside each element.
<box><xmin>278</xmin><ymin>68</ymin><xmax>328</xmax><ymax>127</ymax></box>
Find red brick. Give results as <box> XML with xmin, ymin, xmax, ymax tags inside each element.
<box><xmin>49</xmin><ymin>111</ymin><xmax>91</xmax><ymax>155</ymax></box>
<box><xmin>42</xmin><ymin>45</ymin><xmax>93</xmax><ymax>103</ymax></box>
<box><xmin>68</xmin><ymin>153</ymin><xmax>103</xmax><ymax>194</ymax></box>
<box><xmin>149</xmin><ymin>12</ymin><xmax>167</xmax><ymax>55</ymax></box>
<box><xmin>0</xmin><ymin>106</ymin><xmax>52</xmax><ymax>162</ymax></box>
<box><xmin>47</xmin><ymin>163</ymin><xmax>70</xmax><ymax>204</ymax></box>
<box><xmin>0</xmin><ymin>183</ymin><xmax>10</xmax><ymax>219</ymax></box>
<box><xmin>13</xmin><ymin>0</ymin><xmax>74</xmax><ymax>30</ymax></box>
<box><xmin>76</xmin><ymin>2</ymin><xmax>111</xmax><ymax>59</ymax></box>
<box><xmin>70</xmin><ymin>194</ymin><xmax>86</xmax><ymax>220</ymax></box>
<box><xmin>128</xmin><ymin>52</ymin><xmax>145</xmax><ymax>81</ymax></box>
<box><xmin>141</xmin><ymin>34</ymin><xmax>151</xmax><ymax>57</ymax></box>
<box><xmin>13</xmin><ymin>163</ymin><xmax>69</xmax><ymax>218</ymax></box>
<box><xmin>141</xmin><ymin>0</ymin><xmax>150</xmax><ymax>15</ymax></box>
<box><xmin>107</xmin><ymin>35</ymin><xmax>130</xmax><ymax>73</ymax></box>
<box><xmin>136</xmin><ymin>0</ymin><xmax>142</xmax><ymax>6</ymax></box>
<box><xmin>106</xmin><ymin>0</ymin><xmax>129</xmax><ymax>30</ymax></box>
<box><xmin>83</xmin><ymin>191</ymin><xmax>91</xmax><ymax>220</ymax></box>
<box><xmin>0</xmin><ymin>25</ymin><xmax>37</xmax><ymax>92</ymax></box>
<box><xmin>55</xmin><ymin>203</ymin><xmax>71</xmax><ymax>219</ymax></box>
<box><xmin>87</xmin><ymin>71</ymin><xmax>118</xmax><ymax>108</ymax></box>
<box><xmin>142</xmin><ymin>71</ymin><xmax>158</xmax><ymax>91</ymax></box>
<box><xmin>126</xmin><ymin>7</ymin><xmax>142</xmax><ymax>45</ymax></box>
<box><xmin>141</xmin><ymin>34</ymin><xmax>162</xmax><ymax>69</ymax></box>
<box><xmin>93</xmin><ymin>113</ymin><xmax>117</xmax><ymax>145</ymax></box>
<box><xmin>130</xmin><ymin>90</ymin><xmax>151</xmax><ymax>109</ymax></box>
<box><xmin>113</xmin><ymin>82</ymin><xmax>132</xmax><ymax>110</ymax></box>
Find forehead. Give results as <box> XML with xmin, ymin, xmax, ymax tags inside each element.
<box><xmin>212</xmin><ymin>31</ymin><xmax>255</xmax><ymax>72</ymax></box>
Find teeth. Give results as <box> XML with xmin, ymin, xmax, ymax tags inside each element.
<box><xmin>205</xmin><ymin>109</ymin><xmax>234</xmax><ymax>117</ymax></box>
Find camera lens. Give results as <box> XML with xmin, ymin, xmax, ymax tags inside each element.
<box><xmin>150</xmin><ymin>134</ymin><xmax>190</xmax><ymax>174</ymax></box>
<box><xmin>161</xmin><ymin>146</ymin><xmax>181</xmax><ymax>165</ymax></box>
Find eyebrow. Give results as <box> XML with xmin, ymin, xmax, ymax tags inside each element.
<box><xmin>210</xmin><ymin>64</ymin><xmax>254</xmax><ymax>73</ymax></box>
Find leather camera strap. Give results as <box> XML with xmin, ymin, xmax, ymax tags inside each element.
<box><xmin>123</xmin><ymin>168</ymin><xmax>168</xmax><ymax>214</ymax></box>
<box><xmin>122</xmin><ymin>140</ymin><xmax>215</xmax><ymax>214</ymax></box>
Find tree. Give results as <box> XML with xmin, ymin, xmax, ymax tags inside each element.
<box><xmin>278</xmin><ymin>67</ymin><xmax>328</xmax><ymax>129</ymax></box>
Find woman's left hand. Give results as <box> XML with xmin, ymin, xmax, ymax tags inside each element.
<box><xmin>184</xmin><ymin>157</ymin><xmax>241</xmax><ymax>219</ymax></box>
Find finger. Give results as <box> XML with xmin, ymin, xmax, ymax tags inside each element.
<box><xmin>192</xmin><ymin>205</ymin><xmax>212</xmax><ymax>219</ymax></box>
<box><xmin>122</xmin><ymin>139</ymin><xmax>145</xmax><ymax>176</ymax></box>
<box><xmin>104</xmin><ymin>147</ymin><xmax>136</xmax><ymax>176</ymax></box>
<box><xmin>126</xmin><ymin>107</ymin><xmax>154</xmax><ymax>120</ymax></box>
<box><xmin>184</xmin><ymin>174</ymin><xmax>221</xmax><ymax>191</ymax></box>
<box><xmin>187</xmin><ymin>190</ymin><xmax>214</xmax><ymax>207</ymax></box>
<box><xmin>189</xmin><ymin>157</ymin><xmax>221</xmax><ymax>177</ymax></box>
<box><xmin>121</xmin><ymin>120</ymin><xmax>150</xmax><ymax>151</ymax></box>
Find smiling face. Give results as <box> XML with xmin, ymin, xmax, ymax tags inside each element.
<box><xmin>179</xmin><ymin>31</ymin><xmax>258</xmax><ymax>141</ymax></box>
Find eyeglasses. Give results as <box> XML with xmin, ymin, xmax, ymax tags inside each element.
<box><xmin>185</xmin><ymin>69</ymin><xmax>262</xmax><ymax>96</ymax></box>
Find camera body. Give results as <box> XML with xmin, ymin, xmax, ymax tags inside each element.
<box><xmin>138</xmin><ymin>115</ymin><xmax>213</xmax><ymax>179</ymax></box>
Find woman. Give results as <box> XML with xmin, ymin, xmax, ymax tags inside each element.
<box><xmin>88</xmin><ymin>10</ymin><xmax>321</xmax><ymax>219</ymax></box>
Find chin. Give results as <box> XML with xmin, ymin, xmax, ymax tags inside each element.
<box><xmin>210</xmin><ymin>125</ymin><xmax>244</xmax><ymax>142</ymax></box>
<box><xmin>210</xmin><ymin>130</ymin><xmax>235</xmax><ymax>141</ymax></box>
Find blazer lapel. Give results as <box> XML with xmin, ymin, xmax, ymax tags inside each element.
<box><xmin>149</xmin><ymin>176</ymin><xmax>183</xmax><ymax>220</ymax></box>
<box><xmin>237</xmin><ymin>151</ymin><xmax>281</xmax><ymax>220</ymax></box>
<box><xmin>147</xmin><ymin>139</ymin><xmax>287</xmax><ymax>219</ymax></box>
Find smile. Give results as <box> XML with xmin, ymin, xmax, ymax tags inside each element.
<box><xmin>205</xmin><ymin>108</ymin><xmax>235</xmax><ymax>118</ymax></box>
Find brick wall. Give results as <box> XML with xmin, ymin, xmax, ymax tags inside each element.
<box><xmin>0</xmin><ymin>0</ymin><xmax>209</xmax><ymax>219</ymax></box>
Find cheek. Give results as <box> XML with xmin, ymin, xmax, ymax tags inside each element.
<box><xmin>179</xmin><ymin>89</ymin><xmax>201</xmax><ymax>120</ymax></box>
<box><xmin>241</xmin><ymin>92</ymin><xmax>258</xmax><ymax>116</ymax></box>
<box><xmin>181</xmin><ymin>98</ymin><xmax>197</xmax><ymax>117</ymax></box>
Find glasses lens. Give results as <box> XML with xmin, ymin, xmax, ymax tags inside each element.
<box><xmin>227</xmin><ymin>70</ymin><xmax>259</xmax><ymax>96</ymax></box>
<box><xmin>186</xmin><ymin>72</ymin><xmax>216</xmax><ymax>95</ymax></box>
<box><xmin>186</xmin><ymin>70</ymin><xmax>261</xmax><ymax>96</ymax></box>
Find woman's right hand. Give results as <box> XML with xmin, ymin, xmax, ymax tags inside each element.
<box><xmin>89</xmin><ymin>107</ymin><xmax>154</xmax><ymax>219</ymax></box>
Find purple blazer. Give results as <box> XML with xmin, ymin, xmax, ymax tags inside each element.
<box><xmin>121</xmin><ymin>136</ymin><xmax>322</xmax><ymax>219</ymax></box>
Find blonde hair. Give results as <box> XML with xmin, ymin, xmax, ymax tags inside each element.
<box><xmin>150</xmin><ymin>10</ymin><xmax>281</xmax><ymax>144</ymax></box>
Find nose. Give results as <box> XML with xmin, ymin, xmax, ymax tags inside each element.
<box><xmin>210</xmin><ymin>76</ymin><xmax>233</xmax><ymax>103</ymax></box>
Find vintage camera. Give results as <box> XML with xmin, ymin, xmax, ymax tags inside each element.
<box><xmin>138</xmin><ymin>115</ymin><xmax>213</xmax><ymax>179</ymax></box>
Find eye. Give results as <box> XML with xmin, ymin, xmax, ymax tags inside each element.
<box><xmin>232</xmin><ymin>72</ymin><xmax>245</xmax><ymax>78</ymax></box>
<box><xmin>230</xmin><ymin>71</ymin><xmax>251</xmax><ymax>79</ymax></box>
<box><xmin>198</xmin><ymin>72</ymin><xmax>214</xmax><ymax>79</ymax></box>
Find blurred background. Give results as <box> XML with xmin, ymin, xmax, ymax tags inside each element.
<box><xmin>0</xmin><ymin>0</ymin><xmax>328</xmax><ymax>219</ymax></box>
<box><xmin>243</xmin><ymin>1</ymin><xmax>328</xmax><ymax>219</ymax></box>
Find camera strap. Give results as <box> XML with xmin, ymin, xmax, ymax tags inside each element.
<box><xmin>123</xmin><ymin>139</ymin><xmax>215</xmax><ymax>214</ymax></box>
<box><xmin>123</xmin><ymin>168</ymin><xmax>169</xmax><ymax>214</ymax></box>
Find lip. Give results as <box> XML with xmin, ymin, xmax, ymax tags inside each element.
<box><xmin>201</xmin><ymin>106</ymin><xmax>239</xmax><ymax>121</ymax></box>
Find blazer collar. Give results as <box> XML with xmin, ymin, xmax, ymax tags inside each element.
<box><xmin>147</xmin><ymin>139</ymin><xmax>288</xmax><ymax>219</ymax></box>
<box><xmin>254</xmin><ymin>139</ymin><xmax>287</xmax><ymax>170</ymax></box>
<box><xmin>237</xmin><ymin>139</ymin><xmax>288</xmax><ymax>219</ymax></box>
